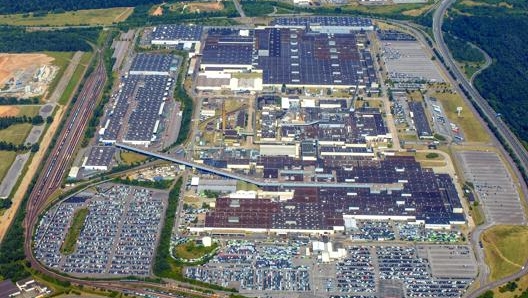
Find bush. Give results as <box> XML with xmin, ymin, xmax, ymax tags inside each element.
<box><xmin>425</xmin><ymin>153</ymin><xmax>439</xmax><ymax>159</ymax></box>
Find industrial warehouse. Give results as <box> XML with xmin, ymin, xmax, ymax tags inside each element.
<box><xmin>99</xmin><ymin>53</ymin><xmax>180</xmax><ymax>147</ymax></box>
<box><xmin>195</xmin><ymin>16</ymin><xmax>377</xmax><ymax>91</ymax></box>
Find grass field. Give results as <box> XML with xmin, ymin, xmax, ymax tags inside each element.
<box><xmin>45</xmin><ymin>51</ymin><xmax>75</xmax><ymax>102</ymax></box>
<box><xmin>61</xmin><ymin>208</ymin><xmax>89</xmax><ymax>255</ymax></box>
<box><xmin>174</xmin><ymin>241</ymin><xmax>217</xmax><ymax>260</ymax></box>
<box><xmin>16</xmin><ymin>105</ymin><xmax>41</xmax><ymax>117</ymax></box>
<box><xmin>0</xmin><ymin>151</ymin><xmax>16</xmax><ymax>183</ymax></box>
<box><xmin>79</xmin><ymin>51</ymin><xmax>93</xmax><ymax>67</ymax></box>
<box><xmin>482</xmin><ymin>225</ymin><xmax>528</xmax><ymax>281</ymax></box>
<box><xmin>0</xmin><ymin>123</ymin><xmax>32</xmax><ymax>144</ymax></box>
<box><xmin>58</xmin><ymin>56</ymin><xmax>89</xmax><ymax>106</ymax></box>
<box><xmin>429</xmin><ymin>91</ymin><xmax>490</xmax><ymax>142</ymax></box>
<box><xmin>492</xmin><ymin>274</ymin><xmax>528</xmax><ymax>297</ymax></box>
<box><xmin>0</xmin><ymin>7</ymin><xmax>133</xmax><ymax>26</ymax></box>
<box><xmin>120</xmin><ymin>151</ymin><xmax>148</xmax><ymax>165</ymax></box>
<box><xmin>236</xmin><ymin>180</ymin><xmax>259</xmax><ymax>191</ymax></box>
<box><xmin>471</xmin><ymin>205</ymin><xmax>485</xmax><ymax>226</ymax></box>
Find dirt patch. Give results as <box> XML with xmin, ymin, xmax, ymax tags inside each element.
<box><xmin>151</xmin><ymin>5</ymin><xmax>163</xmax><ymax>16</ymax></box>
<box><xmin>180</xmin><ymin>2</ymin><xmax>224</xmax><ymax>13</ymax></box>
<box><xmin>0</xmin><ymin>53</ymin><xmax>54</xmax><ymax>86</ymax></box>
<box><xmin>0</xmin><ymin>106</ymin><xmax>20</xmax><ymax>117</ymax></box>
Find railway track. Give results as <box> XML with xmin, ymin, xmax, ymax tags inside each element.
<box><xmin>24</xmin><ymin>53</ymin><xmax>106</xmax><ymax>278</ymax></box>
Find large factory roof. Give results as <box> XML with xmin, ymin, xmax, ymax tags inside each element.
<box><xmin>129</xmin><ymin>53</ymin><xmax>178</xmax><ymax>74</ymax></box>
<box><xmin>152</xmin><ymin>24</ymin><xmax>203</xmax><ymax>42</ymax></box>
<box><xmin>255</xmin><ymin>28</ymin><xmax>374</xmax><ymax>86</ymax></box>
<box><xmin>271</xmin><ymin>16</ymin><xmax>373</xmax><ymax>29</ymax></box>
<box><xmin>204</xmin><ymin>156</ymin><xmax>464</xmax><ymax>230</ymax></box>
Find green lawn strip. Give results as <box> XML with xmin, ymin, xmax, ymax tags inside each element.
<box><xmin>0</xmin><ymin>151</ymin><xmax>16</xmax><ymax>182</ymax></box>
<box><xmin>44</xmin><ymin>51</ymin><xmax>74</xmax><ymax>102</ymax></box>
<box><xmin>60</xmin><ymin>207</ymin><xmax>89</xmax><ymax>255</ymax></box>
<box><xmin>58</xmin><ymin>62</ymin><xmax>87</xmax><ymax>106</ymax></box>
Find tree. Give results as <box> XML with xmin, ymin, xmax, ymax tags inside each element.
<box><xmin>46</xmin><ymin>116</ymin><xmax>53</xmax><ymax>124</ymax></box>
<box><xmin>30</xmin><ymin>143</ymin><xmax>39</xmax><ymax>152</ymax></box>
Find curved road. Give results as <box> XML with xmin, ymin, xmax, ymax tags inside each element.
<box><xmin>431</xmin><ymin>0</ymin><xmax>528</xmax><ymax>297</ymax></box>
<box><xmin>468</xmin><ymin>42</ymin><xmax>492</xmax><ymax>84</ymax></box>
<box><xmin>433</xmin><ymin>0</ymin><xmax>528</xmax><ymax>178</ymax></box>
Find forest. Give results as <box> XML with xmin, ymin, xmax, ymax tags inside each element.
<box><xmin>443</xmin><ymin>0</ymin><xmax>528</xmax><ymax>143</ymax></box>
<box><xmin>0</xmin><ymin>26</ymin><xmax>99</xmax><ymax>52</ymax></box>
<box><xmin>120</xmin><ymin>2</ymin><xmax>238</xmax><ymax>28</ymax></box>
<box><xmin>0</xmin><ymin>0</ymin><xmax>164</xmax><ymax>14</ymax></box>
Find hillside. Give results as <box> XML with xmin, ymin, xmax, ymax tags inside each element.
<box><xmin>443</xmin><ymin>0</ymin><xmax>528</xmax><ymax>144</ymax></box>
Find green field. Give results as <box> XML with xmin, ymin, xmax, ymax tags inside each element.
<box><xmin>61</xmin><ymin>208</ymin><xmax>89</xmax><ymax>255</ymax></box>
<box><xmin>120</xmin><ymin>151</ymin><xmax>148</xmax><ymax>165</ymax></box>
<box><xmin>0</xmin><ymin>7</ymin><xmax>133</xmax><ymax>26</ymax></box>
<box><xmin>0</xmin><ymin>151</ymin><xmax>16</xmax><ymax>183</ymax></box>
<box><xmin>174</xmin><ymin>241</ymin><xmax>217</xmax><ymax>260</ymax></box>
<box><xmin>0</xmin><ymin>123</ymin><xmax>32</xmax><ymax>144</ymax></box>
<box><xmin>45</xmin><ymin>51</ymin><xmax>75</xmax><ymax>102</ymax></box>
<box><xmin>482</xmin><ymin>225</ymin><xmax>528</xmax><ymax>281</ymax></box>
<box><xmin>79</xmin><ymin>51</ymin><xmax>93</xmax><ymax>67</ymax></box>
<box><xmin>430</xmin><ymin>91</ymin><xmax>490</xmax><ymax>143</ymax></box>
<box><xmin>16</xmin><ymin>105</ymin><xmax>41</xmax><ymax>117</ymax></box>
<box><xmin>58</xmin><ymin>54</ymin><xmax>89</xmax><ymax>106</ymax></box>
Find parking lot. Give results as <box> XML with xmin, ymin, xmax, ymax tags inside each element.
<box><xmin>382</xmin><ymin>41</ymin><xmax>444</xmax><ymax>83</ymax></box>
<box><xmin>416</xmin><ymin>245</ymin><xmax>477</xmax><ymax>279</ymax></box>
<box><xmin>34</xmin><ymin>184</ymin><xmax>168</xmax><ymax>277</ymax></box>
<box><xmin>424</xmin><ymin>95</ymin><xmax>466</xmax><ymax>142</ymax></box>
<box><xmin>186</xmin><ymin>242</ymin><xmax>476</xmax><ymax>297</ymax></box>
<box><xmin>186</xmin><ymin>241</ymin><xmax>310</xmax><ymax>292</ymax></box>
<box><xmin>377</xmin><ymin>246</ymin><xmax>473</xmax><ymax>297</ymax></box>
<box><xmin>457</xmin><ymin>151</ymin><xmax>525</xmax><ymax>224</ymax></box>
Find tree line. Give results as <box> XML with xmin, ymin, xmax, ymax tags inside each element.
<box><xmin>0</xmin><ymin>115</ymin><xmax>43</xmax><ymax>129</ymax></box>
<box><xmin>0</xmin><ymin>141</ymin><xmax>39</xmax><ymax>152</ymax></box>
<box><xmin>0</xmin><ymin>97</ymin><xmax>39</xmax><ymax>105</ymax></box>
<box><xmin>119</xmin><ymin>2</ymin><xmax>238</xmax><ymax>29</ymax></box>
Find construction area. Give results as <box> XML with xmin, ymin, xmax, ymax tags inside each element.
<box><xmin>0</xmin><ymin>53</ymin><xmax>58</xmax><ymax>98</ymax></box>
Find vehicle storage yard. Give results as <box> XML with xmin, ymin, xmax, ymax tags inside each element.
<box><xmin>14</xmin><ymin>14</ymin><xmax>526</xmax><ymax>298</ymax></box>
<box><xmin>34</xmin><ymin>184</ymin><xmax>168</xmax><ymax>277</ymax></box>
<box><xmin>457</xmin><ymin>151</ymin><xmax>526</xmax><ymax>224</ymax></box>
<box><xmin>381</xmin><ymin>41</ymin><xmax>444</xmax><ymax>83</ymax></box>
<box><xmin>186</xmin><ymin>241</ymin><xmax>477</xmax><ymax>297</ymax></box>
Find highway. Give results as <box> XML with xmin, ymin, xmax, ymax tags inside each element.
<box><xmin>433</xmin><ymin>0</ymin><xmax>528</xmax><ymax>177</ymax></box>
<box><xmin>430</xmin><ymin>0</ymin><xmax>528</xmax><ymax>296</ymax></box>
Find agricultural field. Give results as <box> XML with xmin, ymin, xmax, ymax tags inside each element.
<box><xmin>482</xmin><ymin>225</ymin><xmax>528</xmax><ymax>280</ymax></box>
<box><xmin>0</xmin><ymin>7</ymin><xmax>133</xmax><ymax>26</ymax></box>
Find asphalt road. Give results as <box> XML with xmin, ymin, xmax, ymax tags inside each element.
<box><xmin>433</xmin><ymin>0</ymin><xmax>528</xmax><ymax>179</ymax></box>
